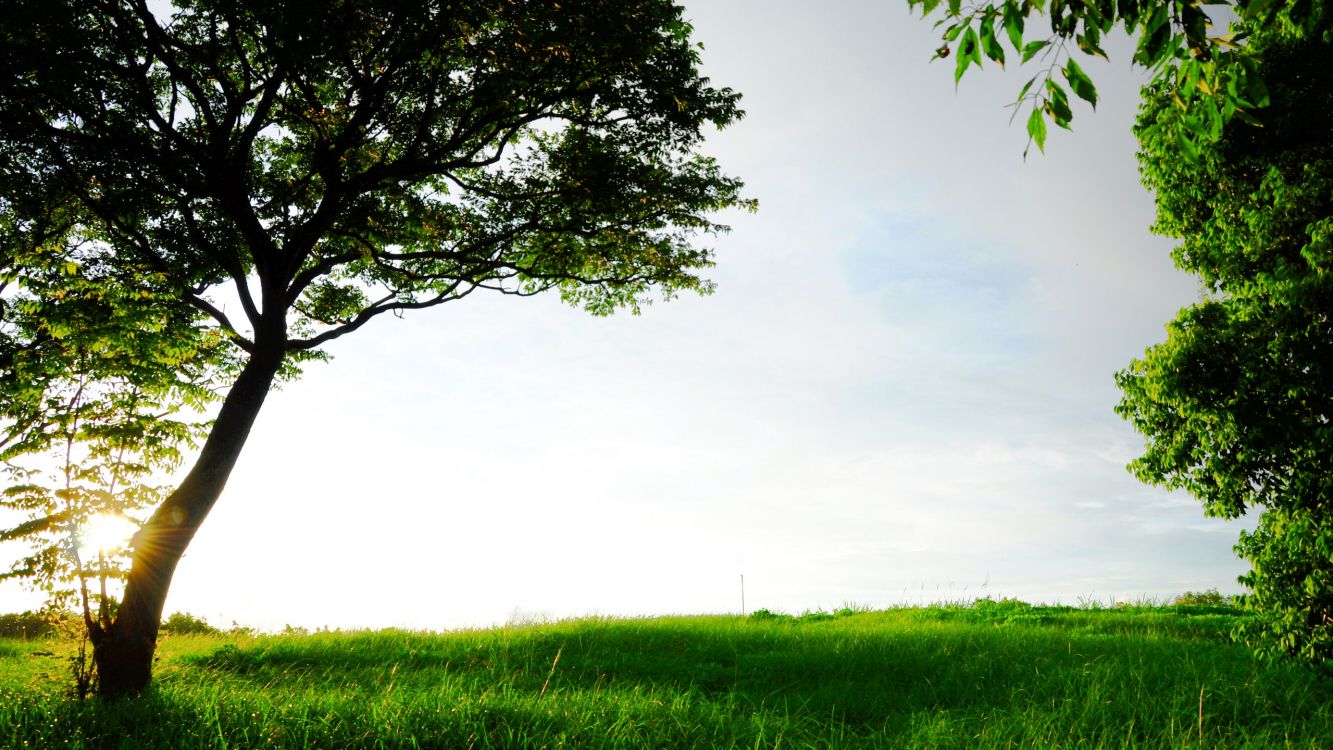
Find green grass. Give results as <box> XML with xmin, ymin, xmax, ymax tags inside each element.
<box><xmin>2</xmin><ymin>603</ymin><xmax>1330</xmax><ymax>748</ymax></box>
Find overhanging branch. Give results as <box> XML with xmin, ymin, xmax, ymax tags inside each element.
<box><xmin>286</xmin><ymin>280</ymin><xmax>479</xmax><ymax>351</ymax></box>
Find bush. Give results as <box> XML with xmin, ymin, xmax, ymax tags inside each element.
<box><xmin>160</xmin><ymin>612</ymin><xmax>219</xmax><ymax>635</ymax></box>
<box><xmin>1172</xmin><ymin>589</ymin><xmax>1230</xmax><ymax>607</ymax></box>
<box><xmin>973</xmin><ymin>597</ymin><xmax>1034</xmax><ymax>617</ymax></box>
<box><xmin>797</xmin><ymin>611</ymin><xmax>835</xmax><ymax>623</ymax></box>
<box><xmin>746</xmin><ymin>609</ymin><xmax>793</xmax><ymax>623</ymax></box>
<box><xmin>0</xmin><ymin>611</ymin><xmax>61</xmax><ymax>639</ymax></box>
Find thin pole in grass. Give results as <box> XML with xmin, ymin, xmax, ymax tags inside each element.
<box><xmin>740</xmin><ymin>574</ymin><xmax>746</xmax><ymax>616</ymax></box>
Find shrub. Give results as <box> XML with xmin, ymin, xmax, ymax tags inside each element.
<box><xmin>1172</xmin><ymin>589</ymin><xmax>1230</xmax><ymax>607</ymax></box>
<box><xmin>0</xmin><ymin>611</ymin><xmax>61</xmax><ymax>639</ymax></box>
<box><xmin>973</xmin><ymin>597</ymin><xmax>1034</xmax><ymax>616</ymax></box>
<box><xmin>160</xmin><ymin>612</ymin><xmax>219</xmax><ymax>635</ymax></box>
<box><xmin>797</xmin><ymin>611</ymin><xmax>835</xmax><ymax>623</ymax></box>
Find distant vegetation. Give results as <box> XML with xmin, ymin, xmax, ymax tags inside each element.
<box><xmin>158</xmin><ymin>613</ymin><xmax>222</xmax><ymax>637</ymax></box>
<box><xmin>1170</xmin><ymin>589</ymin><xmax>1233</xmax><ymax>608</ymax></box>
<box><xmin>0</xmin><ymin>611</ymin><xmax>226</xmax><ymax>641</ymax></box>
<box><xmin>3</xmin><ymin>601</ymin><xmax>1330</xmax><ymax>749</ymax></box>
<box><xmin>0</xmin><ymin>611</ymin><xmax>64</xmax><ymax>640</ymax></box>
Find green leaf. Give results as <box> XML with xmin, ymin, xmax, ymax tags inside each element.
<box><xmin>1225</xmin><ymin>68</ymin><xmax>1240</xmax><ymax>99</ymax></box>
<box><xmin>979</xmin><ymin>19</ymin><xmax>1006</xmax><ymax>67</ymax></box>
<box><xmin>1003</xmin><ymin>1</ymin><xmax>1024</xmax><ymax>51</ymax></box>
<box><xmin>955</xmin><ymin>26</ymin><xmax>980</xmax><ymax>83</ymax></box>
<box><xmin>1063</xmin><ymin>58</ymin><xmax>1098</xmax><ymax>108</ymax></box>
<box><xmin>1046</xmin><ymin>80</ymin><xmax>1073</xmax><ymax>128</ymax></box>
<box><xmin>967</xmin><ymin>26</ymin><xmax>984</xmax><ymax>64</ymax></box>
<box><xmin>1174</xmin><ymin>129</ymin><xmax>1201</xmax><ymax>163</ymax></box>
<box><xmin>1182</xmin><ymin>59</ymin><xmax>1202</xmax><ymax>98</ymax></box>
<box><xmin>1232</xmin><ymin>109</ymin><xmax>1263</xmax><ymax>127</ymax></box>
<box><xmin>1119</xmin><ymin>0</ymin><xmax>1142</xmax><ymax>28</ymax></box>
<box><xmin>1202</xmin><ymin>99</ymin><xmax>1223</xmax><ymax>139</ymax></box>
<box><xmin>921</xmin><ymin>0</ymin><xmax>944</xmax><ymax>15</ymax></box>
<box><xmin>1027</xmin><ymin>105</ymin><xmax>1047</xmax><ymax>153</ymax></box>
<box><xmin>1021</xmin><ymin>39</ymin><xmax>1049</xmax><ymax>63</ymax></box>
<box><xmin>1076</xmin><ymin>26</ymin><xmax>1108</xmax><ymax>60</ymax></box>
<box><xmin>1181</xmin><ymin>3</ymin><xmax>1210</xmax><ymax>50</ymax></box>
<box><xmin>1247</xmin><ymin>74</ymin><xmax>1270</xmax><ymax>108</ymax></box>
<box><xmin>1241</xmin><ymin>0</ymin><xmax>1280</xmax><ymax>17</ymax></box>
<box><xmin>1137</xmin><ymin>5</ymin><xmax>1173</xmax><ymax>67</ymax></box>
<box><xmin>1182</xmin><ymin>112</ymin><xmax>1209</xmax><ymax>136</ymax></box>
<box><xmin>1015</xmin><ymin>74</ymin><xmax>1039</xmax><ymax>105</ymax></box>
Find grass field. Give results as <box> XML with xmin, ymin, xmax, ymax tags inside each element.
<box><xmin>2</xmin><ymin>601</ymin><xmax>1331</xmax><ymax>749</ymax></box>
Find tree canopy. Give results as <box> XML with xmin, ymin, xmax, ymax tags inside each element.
<box><xmin>909</xmin><ymin>0</ymin><xmax>1333</xmax><ymax>669</ymax></box>
<box><xmin>0</xmin><ymin>0</ymin><xmax>750</xmax><ymax>697</ymax></box>
<box><xmin>0</xmin><ymin>237</ymin><xmax>231</xmax><ymax>608</ymax></box>
<box><xmin>0</xmin><ymin>220</ymin><xmax>235</xmax><ymax>697</ymax></box>
<box><xmin>1117</xmin><ymin>21</ymin><xmax>1333</xmax><ymax>670</ymax></box>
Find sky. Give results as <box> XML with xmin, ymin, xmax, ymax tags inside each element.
<box><xmin>1</xmin><ymin>0</ymin><xmax>1253</xmax><ymax>630</ymax></box>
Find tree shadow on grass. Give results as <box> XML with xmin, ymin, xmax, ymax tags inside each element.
<box><xmin>17</xmin><ymin>688</ymin><xmax>585</xmax><ymax>750</ymax></box>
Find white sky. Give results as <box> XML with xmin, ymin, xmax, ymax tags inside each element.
<box><xmin>2</xmin><ymin>0</ymin><xmax>1252</xmax><ymax>630</ymax></box>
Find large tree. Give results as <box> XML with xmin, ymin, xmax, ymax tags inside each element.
<box><xmin>908</xmin><ymin>0</ymin><xmax>1332</xmax><ymax>669</ymax></box>
<box><xmin>1117</xmin><ymin>20</ymin><xmax>1333</xmax><ymax>670</ymax></box>
<box><xmin>0</xmin><ymin>0</ymin><xmax>750</xmax><ymax>698</ymax></box>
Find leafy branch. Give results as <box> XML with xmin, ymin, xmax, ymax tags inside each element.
<box><xmin>910</xmin><ymin>0</ymin><xmax>1286</xmax><ymax>158</ymax></box>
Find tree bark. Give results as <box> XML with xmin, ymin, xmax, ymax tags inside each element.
<box><xmin>92</xmin><ymin>341</ymin><xmax>285</xmax><ymax>699</ymax></box>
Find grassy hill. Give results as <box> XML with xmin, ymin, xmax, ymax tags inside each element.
<box><xmin>2</xmin><ymin>602</ymin><xmax>1330</xmax><ymax>748</ymax></box>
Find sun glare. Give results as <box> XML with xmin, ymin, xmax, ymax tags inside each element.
<box><xmin>78</xmin><ymin>513</ymin><xmax>140</xmax><ymax>556</ymax></box>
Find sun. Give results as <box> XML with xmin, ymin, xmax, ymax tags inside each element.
<box><xmin>78</xmin><ymin>513</ymin><xmax>140</xmax><ymax>557</ymax></box>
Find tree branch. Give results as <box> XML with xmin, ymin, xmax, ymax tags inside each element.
<box><xmin>286</xmin><ymin>281</ymin><xmax>479</xmax><ymax>350</ymax></box>
<box><xmin>182</xmin><ymin>295</ymin><xmax>253</xmax><ymax>354</ymax></box>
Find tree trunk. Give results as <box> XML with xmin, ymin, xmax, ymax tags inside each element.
<box><xmin>92</xmin><ymin>343</ymin><xmax>285</xmax><ymax>699</ymax></box>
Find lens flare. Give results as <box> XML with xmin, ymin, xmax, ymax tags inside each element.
<box><xmin>78</xmin><ymin>513</ymin><xmax>139</xmax><ymax>556</ymax></box>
